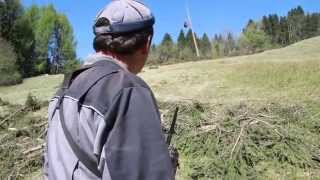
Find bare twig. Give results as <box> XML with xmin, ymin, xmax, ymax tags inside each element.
<box><xmin>312</xmin><ymin>154</ymin><xmax>320</xmax><ymax>163</ymax></box>
<box><xmin>199</xmin><ymin>124</ymin><xmax>217</xmax><ymax>133</ymax></box>
<box><xmin>38</xmin><ymin>129</ymin><xmax>47</xmax><ymax>139</ymax></box>
<box><xmin>0</xmin><ymin>133</ymin><xmax>9</xmax><ymax>142</ymax></box>
<box><xmin>0</xmin><ymin>107</ymin><xmax>27</xmax><ymax>128</ymax></box>
<box><xmin>33</xmin><ymin>121</ymin><xmax>48</xmax><ymax>128</ymax></box>
<box><xmin>253</xmin><ymin>118</ymin><xmax>284</xmax><ymax>137</ymax></box>
<box><xmin>23</xmin><ymin>144</ymin><xmax>44</xmax><ymax>155</ymax></box>
<box><xmin>230</xmin><ymin>126</ymin><xmax>245</xmax><ymax>158</ymax></box>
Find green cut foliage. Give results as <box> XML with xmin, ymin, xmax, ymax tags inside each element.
<box><xmin>160</xmin><ymin>101</ymin><xmax>320</xmax><ymax>179</ymax></box>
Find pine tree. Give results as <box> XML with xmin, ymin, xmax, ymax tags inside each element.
<box><xmin>243</xmin><ymin>19</ymin><xmax>255</xmax><ymax>33</ymax></box>
<box><xmin>287</xmin><ymin>6</ymin><xmax>305</xmax><ymax>43</ymax></box>
<box><xmin>199</xmin><ymin>33</ymin><xmax>212</xmax><ymax>59</ymax></box>
<box><xmin>0</xmin><ymin>0</ymin><xmax>37</xmax><ymax>77</ymax></box>
<box><xmin>262</xmin><ymin>16</ymin><xmax>272</xmax><ymax>37</ymax></box>
<box><xmin>11</xmin><ymin>14</ymin><xmax>36</xmax><ymax>76</ymax></box>
<box><xmin>185</xmin><ymin>29</ymin><xmax>195</xmax><ymax>54</ymax></box>
<box><xmin>303</xmin><ymin>13</ymin><xmax>320</xmax><ymax>38</ymax></box>
<box><xmin>225</xmin><ymin>32</ymin><xmax>236</xmax><ymax>56</ymax></box>
<box><xmin>303</xmin><ymin>14</ymin><xmax>313</xmax><ymax>39</ymax></box>
<box><xmin>0</xmin><ymin>37</ymin><xmax>22</xmax><ymax>85</ymax></box>
<box><xmin>177</xmin><ymin>29</ymin><xmax>186</xmax><ymax>50</ymax></box>
<box><xmin>279</xmin><ymin>16</ymin><xmax>289</xmax><ymax>46</ymax></box>
<box><xmin>212</xmin><ymin>33</ymin><xmax>226</xmax><ymax>58</ymax></box>
<box><xmin>0</xmin><ymin>0</ymin><xmax>23</xmax><ymax>40</ymax></box>
<box><xmin>212</xmin><ymin>34</ymin><xmax>221</xmax><ymax>58</ymax></box>
<box><xmin>158</xmin><ymin>33</ymin><xmax>176</xmax><ymax>62</ymax></box>
<box><xmin>268</xmin><ymin>14</ymin><xmax>281</xmax><ymax>44</ymax></box>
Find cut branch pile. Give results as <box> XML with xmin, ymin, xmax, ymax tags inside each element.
<box><xmin>160</xmin><ymin>101</ymin><xmax>320</xmax><ymax>179</ymax></box>
<box><xmin>0</xmin><ymin>94</ymin><xmax>47</xmax><ymax>180</ymax></box>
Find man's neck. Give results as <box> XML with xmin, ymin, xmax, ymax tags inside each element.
<box><xmin>98</xmin><ymin>51</ymin><xmax>129</xmax><ymax>71</ymax></box>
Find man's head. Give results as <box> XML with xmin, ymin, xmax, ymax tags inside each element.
<box><xmin>93</xmin><ymin>0</ymin><xmax>155</xmax><ymax>74</ymax></box>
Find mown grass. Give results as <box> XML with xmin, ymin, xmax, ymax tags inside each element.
<box><xmin>224</xmin><ymin>60</ymin><xmax>320</xmax><ymax>103</ymax></box>
<box><xmin>141</xmin><ymin>37</ymin><xmax>320</xmax><ymax>105</ymax></box>
<box><xmin>0</xmin><ymin>74</ymin><xmax>62</xmax><ymax>104</ymax></box>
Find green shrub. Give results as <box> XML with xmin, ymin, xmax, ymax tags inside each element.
<box><xmin>0</xmin><ymin>38</ymin><xmax>22</xmax><ymax>86</ymax></box>
<box><xmin>25</xmin><ymin>93</ymin><xmax>41</xmax><ymax>111</ymax></box>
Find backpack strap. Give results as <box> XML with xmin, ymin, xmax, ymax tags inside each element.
<box><xmin>52</xmin><ymin>60</ymin><xmax>120</xmax><ymax>178</ymax></box>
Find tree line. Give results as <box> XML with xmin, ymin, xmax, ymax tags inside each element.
<box><xmin>148</xmin><ymin>6</ymin><xmax>320</xmax><ymax>65</ymax></box>
<box><xmin>0</xmin><ymin>0</ymin><xmax>78</xmax><ymax>85</ymax></box>
<box><xmin>0</xmin><ymin>2</ymin><xmax>319</xmax><ymax>85</ymax></box>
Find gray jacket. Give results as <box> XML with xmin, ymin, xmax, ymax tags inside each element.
<box><xmin>44</xmin><ymin>54</ymin><xmax>173</xmax><ymax>180</ymax></box>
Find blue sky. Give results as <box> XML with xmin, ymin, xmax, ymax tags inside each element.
<box><xmin>22</xmin><ymin>0</ymin><xmax>320</xmax><ymax>59</ymax></box>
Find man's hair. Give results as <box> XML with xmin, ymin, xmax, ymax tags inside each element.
<box><xmin>93</xmin><ymin>18</ymin><xmax>153</xmax><ymax>55</ymax></box>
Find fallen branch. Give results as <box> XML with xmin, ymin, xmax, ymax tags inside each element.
<box><xmin>23</xmin><ymin>144</ymin><xmax>44</xmax><ymax>155</ymax></box>
<box><xmin>33</xmin><ymin>121</ymin><xmax>48</xmax><ymax>128</ymax></box>
<box><xmin>253</xmin><ymin>118</ymin><xmax>284</xmax><ymax>137</ymax></box>
<box><xmin>230</xmin><ymin>126</ymin><xmax>245</xmax><ymax>158</ymax></box>
<box><xmin>312</xmin><ymin>154</ymin><xmax>320</xmax><ymax>163</ymax></box>
<box><xmin>0</xmin><ymin>107</ymin><xmax>27</xmax><ymax>128</ymax></box>
<box><xmin>199</xmin><ymin>124</ymin><xmax>217</xmax><ymax>133</ymax></box>
<box><xmin>38</xmin><ymin>129</ymin><xmax>47</xmax><ymax>139</ymax></box>
<box><xmin>0</xmin><ymin>133</ymin><xmax>9</xmax><ymax>143</ymax></box>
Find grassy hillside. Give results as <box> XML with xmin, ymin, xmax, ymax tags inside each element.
<box><xmin>1</xmin><ymin>36</ymin><xmax>319</xmax><ymax>105</ymax></box>
<box><xmin>0</xmin><ymin>36</ymin><xmax>320</xmax><ymax>179</ymax></box>
<box><xmin>141</xmin><ymin>36</ymin><xmax>320</xmax><ymax>104</ymax></box>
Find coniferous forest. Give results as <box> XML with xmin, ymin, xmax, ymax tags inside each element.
<box><xmin>0</xmin><ymin>0</ymin><xmax>79</xmax><ymax>85</ymax></box>
<box><xmin>148</xmin><ymin>6</ymin><xmax>320</xmax><ymax>65</ymax></box>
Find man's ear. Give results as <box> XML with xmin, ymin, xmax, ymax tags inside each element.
<box><xmin>141</xmin><ymin>36</ymin><xmax>152</xmax><ymax>54</ymax></box>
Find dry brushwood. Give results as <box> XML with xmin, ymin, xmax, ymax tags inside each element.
<box><xmin>164</xmin><ymin>101</ymin><xmax>320</xmax><ymax>179</ymax></box>
<box><xmin>0</xmin><ymin>96</ymin><xmax>49</xmax><ymax>179</ymax></box>
<box><xmin>0</xmin><ymin>107</ymin><xmax>27</xmax><ymax>128</ymax></box>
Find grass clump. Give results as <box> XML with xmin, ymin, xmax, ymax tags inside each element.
<box><xmin>25</xmin><ymin>94</ymin><xmax>41</xmax><ymax>111</ymax></box>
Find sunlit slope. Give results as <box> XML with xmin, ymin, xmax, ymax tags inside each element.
<box><xmin>141</xmin><ymin>36</ymin><xmax>320</xmax><ymax>104</ymax></box>
<box><xmin>0</xmin><ymin>36</ymin><xmax>319</xmax><ymax>105</ymax></box>
<box><xmin>0</xmin><ymin>74</ymin><xmax>63</xmax><ymax>104</ymax></box>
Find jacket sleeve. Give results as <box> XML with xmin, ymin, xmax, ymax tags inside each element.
<box><xmin>102</xmin><ymin>87</ymin><xmax>173</xmax><ymax>180</ymax></box>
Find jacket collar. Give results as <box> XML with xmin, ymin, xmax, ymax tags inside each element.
<box><xmin>83</xmin><ymin>53</ymin><xmax>129</xmax><ymax>72</ymax></box>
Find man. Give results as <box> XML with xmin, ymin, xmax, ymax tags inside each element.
<box><xmin>44</xmin><ymin>0</ymin><xmax>174</xmax><ymax>179</ymax></box>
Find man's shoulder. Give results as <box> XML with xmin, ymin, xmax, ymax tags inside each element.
<box><xmin>52</xmin><ymin>60</ymin><xmax>153</xmax><ymax>115</ymax></box>
<box><xmin>76</xmin><ymin>65</ymin><xmax>152</xmax><ymax>114</ymax></box>
<box><xmin>116</xmin><ymin>69</ymin><xmax>150</xmax><ymax>90</ymax></box>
